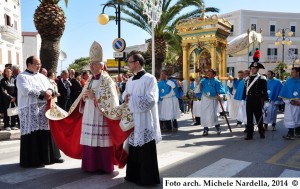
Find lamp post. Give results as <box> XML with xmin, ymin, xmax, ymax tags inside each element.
<box><xmin>275</xmin><ymin>28</ymin><xmax>293</xmax><ymax>63</ymax></box>
<box><xmin>98</xmin><ymin>2</ymin><xmax>121</xmax><ymax>74</ymax></box>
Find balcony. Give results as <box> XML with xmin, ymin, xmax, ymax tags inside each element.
<box><xmin>267</xmin><ymin>55</ymin><xmax>278</xmax><ymax>62</ymax></box>
<box><xmin>0</xmin><ymin>25</ymin><xmax>21</xmax><ymax>41</ymax></box>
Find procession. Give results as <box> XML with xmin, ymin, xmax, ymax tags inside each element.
<box><xmin>1</xmin><ymin>0</ymin><xmax>300</xmax><ymax>189</ymax></box>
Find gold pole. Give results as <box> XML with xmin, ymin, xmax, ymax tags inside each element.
<box><xmin>182</xmin><ymin>43</ymin><xmax>190</xmax><ymax>82</ymax></box>
<box><xmin>222</xmin><ymin>43</ymin><xmax>227</xmax><ymax>77</ymax></box>
<box><xmin>210</xmin><ymin>41</ymin><xmax>217</xmax><ymax>69</ymax></box>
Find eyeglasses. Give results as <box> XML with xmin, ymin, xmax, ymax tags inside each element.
<box><xmin>31</xmin><ymin>63</ymin><xmax>42</xmax><ymax>66</ymax></box>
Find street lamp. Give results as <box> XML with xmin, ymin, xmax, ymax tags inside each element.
<box><xmin>98</xmin><ymin>2</ymin><xmax>121</xmax><ymax>74</ymax></box>
<box><xmin>274</xmin><ymin>28</ymin><xmax>293</xmax><ymax>63</ymax></box>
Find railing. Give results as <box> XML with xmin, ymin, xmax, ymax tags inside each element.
<box><xmin>267</xmin><ymin>55</ymin><xmax>278</xmax><ymax>62</ymax></box>
<box><xmin>0</xmin><ymin>25</ymin><xmax>21</xmax><ymax>40</ymax></box>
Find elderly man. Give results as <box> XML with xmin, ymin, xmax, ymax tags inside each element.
<box><xmin>17</xmin><ymin>56</ymin><xmax>63</xmax><ymax>167</ymax></box>
<box><xmin>68</xmin><ymin>69</ymin><xmax>75</xmax><ymax>79</ymax></box>
<box><xmin>57</xmin><ymin>70</ymin><xmax>72</xmax><ymax>111</ymax></box>
<box><xmin>47</xmin><ymin>41</ymin><xmax>130</xmax><ymax>173</ymax></box>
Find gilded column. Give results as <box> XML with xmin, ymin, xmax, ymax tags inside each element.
<box><xmin>182</xmin><ymin>43</ymin><xmax>190</xmax><ymax>81</ymax></box>
<box><xmin>210</xmin><ymin>41</ymin><xmax>217</xmax><ymax>69</ymax></box>
<box><xmin>221</xmin><ymin>43</ymin><xmax>227</xmax><ymax>77</ymax></box>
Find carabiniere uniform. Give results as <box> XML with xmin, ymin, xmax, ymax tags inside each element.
<box><xmin>242</xmin><ymin>62</ymin><xmax>269</xmax><ymax>140</ymax></box>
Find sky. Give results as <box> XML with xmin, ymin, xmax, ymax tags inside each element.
<box><xmin>21</xmin><ymin>0</ymin><xmax>300</xmax><ymax>72</ymax></box>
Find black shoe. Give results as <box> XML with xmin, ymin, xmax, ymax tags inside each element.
<box><xmin>260</xmin><ymin>134</ymin><xmax>265</xmax><ymax>139</ymax></box>
<box><xmin>282</xmin><ymin>134</ymin><xmax>295</xmax><ymax>140</ymax></box>
<box><xmin>193</xmin><ymin>122</ymin><xmax>200</xmax><ymax>126</ymax></box>
<box><xmin>53</xmin><ymin>159</ymin><xmax>64</xmax><ymax>163</ymax></box>
<box><xmin>203</xmin><ymin>130</ymin><xmax>208</xmax><ymax>136</ymax></box>
<box><xmin>244</xmin><ymin>136</ymin><xmax>253</xmax><ymax>140</ymax></box>
<box><xmin>243</xmin><ymin>129</ymin><xmax>248</xmax><ymax>133</ymax></box>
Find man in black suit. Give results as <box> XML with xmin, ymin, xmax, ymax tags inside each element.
<box><xmin>70</xmin><ymin>71</ymin><xmax>82</xmax><ymax>104</ymax></box>
<box><xmin>57</xmin><ymin>70</ymin><xmax>72</xmax><ymax>111</ymax></box>
<box><xmin>242</xmin><ymin>62</ymin><xmax>269</xmax><ymax>140</ymax></box>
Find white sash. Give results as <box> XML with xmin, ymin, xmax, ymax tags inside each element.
<box><xmin>246</xmin><ymin>74</ymin><xmax>260</xmax><ymax>95</ymax></box>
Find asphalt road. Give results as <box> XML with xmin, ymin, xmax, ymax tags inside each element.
<box><xmin>1</xmin><ymin>112</ymin><xmax>300</xmax><ymax>189</ymax></box>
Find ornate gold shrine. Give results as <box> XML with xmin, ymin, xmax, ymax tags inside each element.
<box><xmin>176</xmin><ymin>14</ymin><xmax>232</xmax><ymax>81</ymax></box>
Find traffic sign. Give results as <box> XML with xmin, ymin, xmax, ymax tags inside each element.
<box><xmin>113</xmin><ymin>52</ymin><xmax>125</xmax><ymax>58</ymax></box>
<box><xmin>107</xmin><ymin>59</ymin><xmax>126</xmax><ymax>67</ymax></box>
<box><xmin>112</xmin><ymin>38</ymin><xmax>126</xmax><ymax>52</ymax></box>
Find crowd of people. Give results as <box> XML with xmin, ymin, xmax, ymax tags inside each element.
<box><xmin>156</xmin><ymin>62</ymin><xmax>300</xmax><ymax>141</ymax></box>
<box><xmin>0</xmin><ymin>40</ymin><xmax>299</xmax><ymax>186</ymax></box>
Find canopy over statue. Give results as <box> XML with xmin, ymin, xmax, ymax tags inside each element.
<box><xmin>227</xmin><ymin>30</ymin><xmax>263</xmax><ymax>57</ymax></box>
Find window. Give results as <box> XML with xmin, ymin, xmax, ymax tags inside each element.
<box><xmin>267</xmin><ymin>48</ymin><xmax>278</xmax><ymax>62</ymax></box>
<box><xmin>288</xmin><ymin>48</ymin><xmax>298</xmax><ymax>60</ymax></box>
<box><xmin>270</xmin><ymin>25</ymin><xmax>275</xmax><ymax>36</ymax></box>
<box><xmin>251</xmin><ymin>24</ymin><xmax>256</xmax><ymax>31</ymax></box>
<box><xmin>291</xmin><ymin>26</ymin><xmax>296</xmax><ymax>37</ymax></box>
<box><xmin>4</xmin><ymin>14</ymin><xmax>12</xmax><ymax>27</ymax></box>
<box><xmin>230</xmin><ymin>25</ymin><xmax>234</xmax><ymax>36</ymax></box>
<box><xmin>267</xmin><ymin>48</ymin><xmax>277</xmax><ymax>56</ymax></box>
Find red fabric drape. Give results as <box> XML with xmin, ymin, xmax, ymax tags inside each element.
<box><xmin>48</xmin><ymin>101</ymin><xmax>132</xmax><ymax>167</ymax></box>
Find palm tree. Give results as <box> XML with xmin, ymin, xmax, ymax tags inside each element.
<box><xmin>164</xmin><ymin>26</ymin><xmax>183</xmax><ymax>74</ymax></box>
<box><xmin>34</xmin><ymin>0</ymin><xmax>69</xmax><ymax>73</ymax></box>
<box><xmin>106</xmin><ymin>0</ymin><xmax>218</xmax><ymax>78</ymax></box>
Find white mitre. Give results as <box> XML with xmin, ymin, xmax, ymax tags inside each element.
<box><xmin>89</xmin><ymin>41</ymin><xmax>103</xmax><ymax>62</ymax></box>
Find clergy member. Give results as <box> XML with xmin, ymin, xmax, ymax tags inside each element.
<box><xmin>123</xmin><ymin>51</ymin><xmax>161</xmax><ymax>186</ymax></box>
<box><xmin>17</xmin><ymin>56</ymin><xmax>63</xmax><ymax>167</ymax></box>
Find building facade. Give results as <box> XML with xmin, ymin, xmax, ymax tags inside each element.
<box><xmin>22</xmin><ymin>32</ymin><xmax>41</xmax><ymax>68</ymax></box>
<box><xmin>0</xmin><ymin>0</ymin><xmax>22</xmax><ymax>70</ymax></box>
<box><xmin>221</xmin><ymin>10</ymin><xmax>300</xmax><ymax>76</ymax></box>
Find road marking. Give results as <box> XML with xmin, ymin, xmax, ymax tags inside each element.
<box><xmin>279</xmin><ymin>169</ymin><xmax>300</xmax><ymax>177</ymax></box>
<box><xmin>53</xmin><ymin>150</ymin><xmax>194</xmax><ymax>189</ymax></box>
<box><xmin>188</xmin><ymin>158</ymin><xmax>251</xmax><ymax>177</ymax></box>
<box><xmin>0</xmin><ymin>159</ymin><xmax>81</xmax><ymax>184</ymax></box>
<box><xmin>267</xmin><ymin>140</ymin><xmax>300</xmax><ymax>168</ymax></box>
<box><xmin>0</xmin><ymin>150</ymin><xmax>194</xmax><ymax>187</ymax></box>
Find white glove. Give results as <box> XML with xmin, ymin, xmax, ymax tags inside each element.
<box><xmin>241</xmin><ymin>100</ymin><xmax>245</xmax><ymax>106</ymax></box>
<box><xmin>264</xmin><ymin>102</ymin><xmax>270</xmax><ymax>109</ymax></box>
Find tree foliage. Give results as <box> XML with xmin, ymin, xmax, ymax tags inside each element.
<box><xmin>67</xmin><ymin>57</ymin><xmax>89</xmax><ymax>71</ymax></box>
<box><xmin>105</xmin><ymin>0</ymin><xmax>219</xmax><ymax>77</ymax></box>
